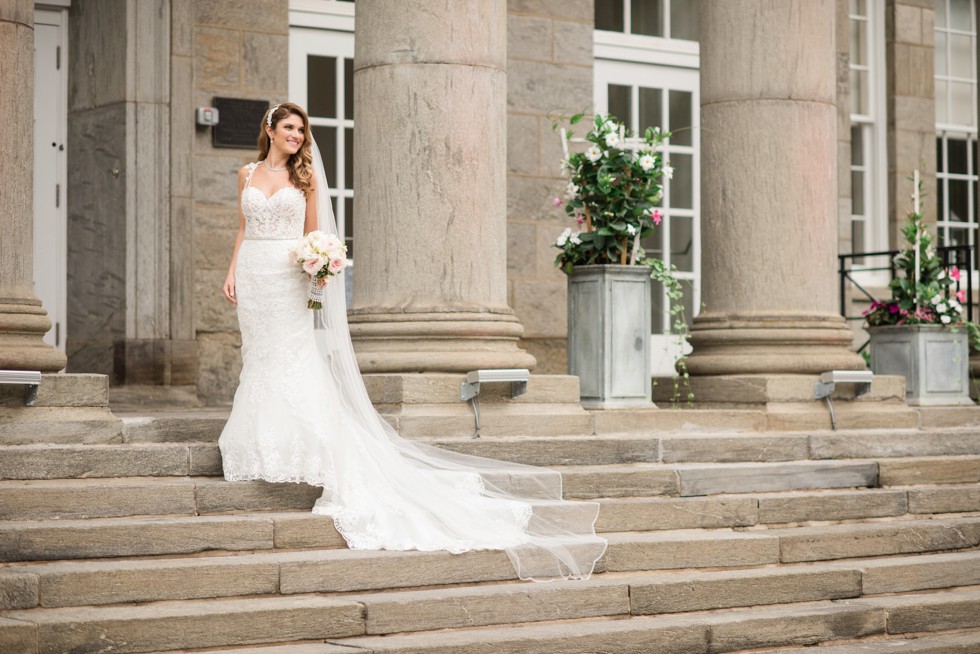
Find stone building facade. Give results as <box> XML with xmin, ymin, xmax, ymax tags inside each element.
<box><xmin>12</xmin><ymin>0</ymin><xmax>978</xmax><ymax>404</ymax></box>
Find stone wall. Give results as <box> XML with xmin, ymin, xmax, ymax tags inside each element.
<box><xmin>191</xmin><ymin>0</ymin><xmax>288</xmax><ymax>403</ymax></box>
<box><xmin>886</xmin><ymin>0</ymin><xmax>937</xmax><ymax>239</ymax></box>
<box><xmin>66</xmin><ymin>0</ymin><xmax>130</xmax><ymax>377</ymax></box>
<box><xmin>506</xmin><ymin>0</ymin><xmax>594</xmax><ymax>374</ymax></box>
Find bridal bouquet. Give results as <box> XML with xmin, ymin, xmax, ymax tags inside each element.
<box><xmin>290</xmin><ymin>230</ymin><xmax>348</xmax><ymax>310</ymax></box>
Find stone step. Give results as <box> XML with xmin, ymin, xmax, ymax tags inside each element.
<box><xmin>324</xmin><ymin>599</ymin><xmax>887</xmax><ymax>654</ymax></box>
<box><xmin>6</xmin><ymin>567</ymin><xmax>980</xmax><ymax>654</ymax></box>
<box><xmin>6</xmin><ymin>538</ymin><xmax>979</xmax><ymax>612</ymax></box>
<box><xmin>0</xmin><ymin>594</ymin><xmax>364</xmax><ymax>654</ymax></box>
<box><xmin>6</xmin><ymin>468</ymin><xmax>978</xmax><ymax>527</ymax></box>
<box><xmin>0</xmin><ymin>443</ymin><xmax>221</xmax><ymax>480</ymax></box>
<box><xmin>0</xmin><ymin>512</ymin><xmax>346</xmax><ymax>563</ymax></box>
<box><xmin>3</xmin><ymin>488</ymin><xmax>978</xmax><ymax>566</ymax></box>
<box><xmin>879</xmin><ymin>455</ymin><xmax>980</xmax><ymax>486</ymax></box>
<box><xmin>750</xmin><ymin>631</ymin><xmax>980</xmax><ymax>653</ymax></box>
<box><xmin>603</xmin><ymin>517</ymin><xmax>980</xmax><ymax>571</ymax></box>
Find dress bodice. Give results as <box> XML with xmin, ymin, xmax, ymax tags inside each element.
<box><xmin>241</xmin><ymin>163</ymin><xmax>306</xmax><ymax>240</ymax></box>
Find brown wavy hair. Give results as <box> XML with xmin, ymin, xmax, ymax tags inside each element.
<box><xmin>257</xmin><ymin>102</ymin><xmax>314</xmax><ymax>197</ymax></box>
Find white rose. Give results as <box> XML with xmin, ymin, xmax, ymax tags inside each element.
<box><xmin>941</xmin><ymin>314</ymin><xmax>952</xmax><ymax>324</ymax></box>
<box><xmin>936</xmin><ymin>302</ymin><xmax>948</xmax><ymax>313</ymax></box>
<box><xmin>931</xmin><ymin>294</ymin><xmax>943</xmax><ymax>305</ymax></box>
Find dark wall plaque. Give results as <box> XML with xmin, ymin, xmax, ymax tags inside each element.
<box><xmin>212</xmin><ymin>98</ymin><xmax>269</xmax><ymax>149</ymax></box>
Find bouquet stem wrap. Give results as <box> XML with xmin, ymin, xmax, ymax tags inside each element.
<box><xmin>308</xmin><ymin>278</ymin><xmax>325</xmax><ymax>310</ymax></box>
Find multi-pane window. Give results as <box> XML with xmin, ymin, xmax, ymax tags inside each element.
<box><xmin>848</xmin><ymin>0</ymin><xmax>885</xmax><ymax>259</ymax></box>
<box><xmin>595</xmin><ymin>0</ymin><xmax>698</xmax><ymax>41</ymax></box>
<box><xmin>935</xmin><ymin>0</ymin><xmax>978</xmax><ymax>260</ymax></box>
<box><xmin>306</xmin><ymin>53</ymin><xmax>354</xmax><ymax>258</ymax></box>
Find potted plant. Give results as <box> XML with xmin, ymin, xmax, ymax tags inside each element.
<box><xmin>551</xmin><ymin>113</ymin><xmax>686</xmax><ymax>408</ymax></box>
<box><xmin>863</xmin><ymin>175</ymin><xmax>973</xmax><ymax>406</ymax></box>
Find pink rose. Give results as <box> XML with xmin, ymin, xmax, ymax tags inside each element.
<box><xmin>328</xmin><ymin>258</ymin><xmax>344</xmax><ymax>274</ymax></box>
<box><xmin>316</xmin><ymin>276</ymin><xmax>329</xmax><ymax>288</ymax></box>
<box><xmin>303</xmin><ymin>257</ymin><xmax>324</xmax><ymax>276</ymax></box>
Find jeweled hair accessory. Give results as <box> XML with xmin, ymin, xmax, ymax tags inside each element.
<box><xmin>267</xmin><ymin>104</ymin><xmax>281</xmax><ymax>127</ymax></box>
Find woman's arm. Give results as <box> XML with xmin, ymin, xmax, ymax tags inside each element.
<box><xmin>304</xmin><ymin>174</ymin><xmax>318</xmax><ymax>235</ymax></box>
<box><xmin>223</xmin><ymin>167</ymin><xmax>248</xmax><ymax>305</ymax></box>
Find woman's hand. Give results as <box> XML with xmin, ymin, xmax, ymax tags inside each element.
<box><xmin>223</xmin><ymin>272</ymin><xmax>237</xmax><ymax>305</ymax></box>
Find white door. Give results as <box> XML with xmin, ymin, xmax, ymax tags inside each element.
<box><xmin>595</xmin><ymin>60</ymin><xmax>700</xmax><ymax>377</ymax></box>
<box><xmin>289</xmin><ymin>26</ymin><xmax>355</xmax><ymax>304</ymax></box>
<box><xmin>33</xmin><ymin>7</ymin><xmax>68</xmax><ymax>351</ymax></box>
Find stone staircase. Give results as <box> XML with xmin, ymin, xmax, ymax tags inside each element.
<box><xmin>2</xmin><ymin>409</ymin><xmax>980</xmax><ymax>653</ymax></box>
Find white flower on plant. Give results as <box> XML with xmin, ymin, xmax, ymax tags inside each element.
<box><xmin>639</xmin><ymin>154</ymin><xmax>656</xmax><ymax>171</ymax></box>
<box><xmin>556</xmin><ymin>227</ymin><xmax>572</xmax><ymax>247</ymax></box>
<box><xmin>565</xmin><ymin>181</ymin><xmax>579</xmax><ymax>198</ymax></box>
<box><xmin>941</xmin><ymin>314</ymin><xmax>952</xmax><ymax>324</ymax></box>
<box><xmin>652</xmin><ymin>190</ymin><xmax>663</xmax><ymax>203</ymax></box>
<box><xmin>570</xmin><ymin>232</ymin><xmax>582</xmax><ymax>245</ymax></box>
<box><xmin>604</xmin><ymin>131</ymin><xmax>620</xmax><ymax>148</ymax></box>
<box><xmin>585</xmin><ymin>144</ymin><xmax>603</xmax><ymax>162</ymax></box>
<box><xmin>937</xmin><ymin>269</ymin><xmax>947</xmax><ymax>280</ymax></box>
<box><xmin>936</xmin><ymin>302</ymin><xmax>948</xmax><ymax>313</ymax></box>
<box><xmin>626</xmin><ymin>224</ymin><xmax>636</xmax><ymax>236</ymax></box>
<box><xmin>662</xmin><ymin>164</ymin><xmax>674</xmax><ymax>179</ymax></box>
<box><xmin>931</xmin><ymin>294</ymin><xmax>943</xmax><ymax>305</ymax></box>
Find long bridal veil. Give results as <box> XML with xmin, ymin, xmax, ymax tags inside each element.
<box><xmin>306</xmin><ymin>135</ymin><xmax>607</xmax><ymax>581</ymax></box>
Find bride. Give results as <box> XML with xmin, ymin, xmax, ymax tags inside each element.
<box><xmin>219</xmin><ymin>102</ymin><xmax>606</xmax><ymax>581</ymax></box>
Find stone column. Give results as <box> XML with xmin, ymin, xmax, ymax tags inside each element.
<box><xmin>349</xmin><ymin>0</ymin><xmax>536</xmax><ymax>373</ymax></box>
<box><xmin>0</xmin><ymin>0</ymin><xmax>66</xmax><ymax>372</ymax></box>
<box><xmin>685</xmin><ymin>0</ymin><xmax>865</xmax><ymax>376</ymax></box>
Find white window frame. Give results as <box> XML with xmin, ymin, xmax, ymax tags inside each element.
<box><xmin>594</xmin><ymin>59</ymin><xmax>700</xmax><ymax>375</ymax></box>
<box><xmin>846</xmin><ymin>0</ymin><xmax>889</xmax><ymax>295</ymax></box>
<box><xmin>934</xmin><ymin>0</ymin><xmax>978</xmax><ymax>281</ymax></box>
<box><xmin>289</xmin><ymin>0</ymin><xmax>354</xmax><ymax>31</ymax></box>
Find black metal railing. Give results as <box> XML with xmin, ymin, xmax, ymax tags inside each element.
<box><xmin>838</xmin><ymin>245</ymin><xmax>975</xmax><ymax>348</ymax></box>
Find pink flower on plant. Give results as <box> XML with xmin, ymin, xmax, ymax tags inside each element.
<box><xmin>950</xmin><ymin>266</ymin><xmax>961</xmax><ymax>282</ymax></box>
<box><xmin>957</xmin><ymin>289</ymin><xmax>966</xmax><ymax>303</ymax></box>
<box><xmin>649</xmin><ymin>209</ymin><xmax>663</xmax><ymax>226</ymax></box>
<box><xmin>575</xmin><ymin>215</ymin><xmax>585</xmax><ymax>226</ymax></box>
<box><xmin>552</xmin><ymin>197</ymin><xmax>564</xmax><ymax>207</ymax></box>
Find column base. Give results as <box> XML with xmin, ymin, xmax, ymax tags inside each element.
<box><xmin>685</xmin><ymin>312</ymin><xmax>866</xmax><ymax>376</ymax></box>
<box><xmin>0</xmin><ymin>373</ymin><xmax>122</xmax><ymax>444</ymax></box>
<box><xmin>349</xmin><ymin>310</ymin><xmax>537</xmax><ymax>373</ymax></box>
<box><xmin>651</xmin><ymin>373</ymin><xmax>917</xmax><ymax>431</ymax></box>
<box><xmin>0</xmin><ymin>302</ymin><xmax>67</xmax><ymax>372</ymax></box>
<box><xmin>363</xmin><ymin>373</ymin><xmax>590</xmax><ymax>438</ymax></box>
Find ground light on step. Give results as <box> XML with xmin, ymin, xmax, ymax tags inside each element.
<box><xmin>460</xmin><ymin>368</ymin><xmax>530</xmax><ymax>438</ymax></box>
<box><xmin>815</xmin><ymin>370</ymin><xmax>874</xmax><ymax>431</ymax></box>
<box><xmin>0</xmin><ymin>370</ymin><xmax>41</xmax><ymax>406</ymax></box>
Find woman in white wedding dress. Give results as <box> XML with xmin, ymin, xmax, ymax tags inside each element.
<box><xmin>219</xmin><ymin>102</ymin><xmax>606</xmax><ymax>581</ymax></box>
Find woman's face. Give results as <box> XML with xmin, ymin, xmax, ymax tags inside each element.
<box><xmin>268</xmin><ymin>112</ymin><xmax>306</xmax><ymax>155</ymax></box>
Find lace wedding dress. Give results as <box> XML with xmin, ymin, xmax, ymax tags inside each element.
<box><xmin>220</xmin><ymin>154</ymin><xmax>606</xmax><ymax>581</ymax></box>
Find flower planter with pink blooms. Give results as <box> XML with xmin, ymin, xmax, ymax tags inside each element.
<box><xmin>863</xmin><ymin>175</ymin><xmax>974</xmax><ymax>406</ymax></box>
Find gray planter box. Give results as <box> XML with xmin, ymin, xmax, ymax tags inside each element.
<box><xmin>567</xmin><ymin>264</ymin><xmax>653</xmax><ymax>409</ymax></box>
<box><xmin>868</xmin><ymin>324</ymin><xmax>973</xmax><ymax>406</ymax></box>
